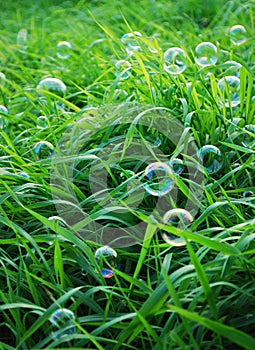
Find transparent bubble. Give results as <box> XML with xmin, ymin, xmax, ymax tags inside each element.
<box><xmin>163</xmin><ymin>47</ymin><xmax>187</xmax><ymax>75</ymax></box>
<box><xmin>230</xmin><ymin>25</ymin><xmax>247</xmax><ymax>46</ymax></box>
<box><xmin>120</xmin><ymin>170</ymin><xmax>136</xmax><ymax>190</ymax></box>
<box><xmin>243</xmin><ymin>191</ymin><xmax>253</xmax><ymax>197</ymax></box>
<box><xmin>114</xmin><ymin>60</ymin><xmax>132</xmax><ymax>80</ymax></box>
<box><xmin>162</xmin><ymin>208</ymin><xmax>193</xmax><ymax>247</ymax></box>
<box><xmin>223</xmin><ymin>60</ymin><xmax>242</xmax><ymax>77</ymax></box>
<box><xmin>0</xmin><ymin>105</ymin><xmax>8</xmax><ymax>129</ymax></box>
<box><xmin>0</xmin><ymin>105</ymin><xmax>8</xmax><ymax>114</ymax></box>
<box><xmin>56</xmin><ymin>41</ymin><xmax>72</xmax><ymax>59</ymax></box>
<box><xmin>144</xmin><ymin>162</ymin><xmax>174</xmax><ymax>197</ymax></box>
<box><xmin>121</xmin><ymin>31</ymin><xmax>142</xmax><ymax>53</ymax></box>
<box><xmin>169</xmin><ymin>158</ymin><xmax>184</xmax><ymax>175</ymax></box>
<box><xmin>197</xmin><ymin>145</ymin><xmax>222</xmax><ymax>174</ymax></box>
<box><xmin>45</xmin><ymin>215</ymin><xmax>67</xmax><ymax>244</ymax></box>
<box><xmin>153</xmin><ymin>138</ymin><xmax>162</xmax><ymax>147</ymax></box>
<box><xmin>18</xmin><ymin>171</ymin><xmax>30</xmax><ymax>178</ymax></box>
<box><xmin>217</xmin><ymin>76</ymin><xmax>240</xmax><ymax>107</ymax></box>
<box><xmin>49</xmin><ymin>308</ymin><xmax>75</xmax><ymax>339</ymax></box>
<box><xmin>95</xmin><ymin>245</ymin><xmax>117</xmax><ymax>278</ymax></box>
<box><xmin>194</xmin><ymin>42</ymin><xmax>218</xmax><ymax>67</ymax></box>
<box><xmin>251</xmin><ymin>96</ymin><xmax>255</xmax><ymax>102</ymax></box>
<box><xmin>36</xmin><ymin>116</ymin><xmax>48</xmax><ymax>129</ymax></box>
<box><xmin>33</xmin><ymin>141</ymin><xmax>54</xmax><ymax>160</ymax></box>
<box><xmin>37</xmin><ymin>78</ymin><xmax>66</xmax><ymax>95</ymax></box>
<box><xmin>242</xmin><ymin>124</ymin><xmax>255</xmax><ymax>148</ymax></box>
<box><xmin>0</xmin><ymin>72</ymin><xmax>6</xmax><ymax>86</ymax></box>
<box><xmin>17</xmin><ymin>28</ymin><xmax>28</xmax><ymax>46</ymax></box>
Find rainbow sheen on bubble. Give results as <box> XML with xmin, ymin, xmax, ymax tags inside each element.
<box><xmin>36</xmin><ymin>116</ymin><xmax>48</xmax><ymax>129</ymax></box>
<box><xmin>197</xmin><ymin>145</ymin><xmax>222</xmax><ymax>174</ymax></box>
<box><xmin>144</xmin><ymin>162</ymin><xmax>174</xmax><ymax>197</ymax></box>
<box><xmin>163</xmin><ymin>47</ymin><xmax>187</xmax><ymax>75</ymax></box>
<box><xmin>114</xmin><ymin>60</ymin><xmax>132</xmax><ymax>80</ymax></box>
<box><xmin>56</xmin><ymin>41</ymin><xmax>72</xmax><ymax>59</ymax></box>
<box><xmin>162</xmin><ymin>208</ymin><xmax>193</xmax><ymax>247</ymax></box>
<box><xmin>230</xmin><ymin>25</ymin><xmax>247</xmax><ymax>46</ymax></box>
<box><xmin>169</xmin><ymin>158</ymin><xmax>184</xmax><ymax>175</ymax></box>
<box><xmin>37</xmin><ymin>77</ymin><xmax>66</xmax><ymax>95</ymax></box>
<box><xmin>95</xmin><ymin>245</ymin><xmax>117</xmax><ymax>278</ymax></box>
<box><xmin>49</xmin><ymin>308</ymin><xmax>75</xmax><ymax>339</ymax></box>
<box><xmin>194</xmin><ymin>42</ymin><xmax>218</xmax><ymax>67</ymax></box>
<box><xmin>217</xmin><ymin>76</ymin><xmax>240</xmax><ymax>107</ymax></box>
<box><xmin>33</xmin><ymin>141</ymin><xmax>54</xmax><ymax>160</ymax></box>
<box><xmin>121</xmin><ymin>31</ymin><xmax>142</xmax><ymax>53</ymax></box>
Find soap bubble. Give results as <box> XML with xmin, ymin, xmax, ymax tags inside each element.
<box><xmin>243</xmin><ymin>191</ymin><xmax>253</xmax><ymax>197</ymax></box>
<box><xmin>18</xmin><ymin>171</ymin><xmax>30</xmax><ymax>178</ymax></box>
<box><xmin>112</xmin><ymin>89</ymin><xmax>129</xmax><ymax>101</ymax></box>
<box><xmin>49</xmin><ymin>308</ymin><xmax>75</xmax><ymax>339</ymax></box>
<box><xmin>114</xmin><ymin>60</ymin><xmax>132</xmax><ymax>80</ymax></box>
<box><xmin>162</xmin><ymin>208</ymin><xmax>193</xmax><ymax>247</ymax></box>
<box><xmin>163</xmin><ymin>47</ymin><xmax>187</xmax><ymax>75</ymax></box>
<box><xmin>0</xmin><ymin>105</ymin><xmax>8</xmax><ymax>114</ymax></box>
<box><xmin>33</xmin><ymin>141</ymin><xmax>54</xmax><ymax>160</ymax></box>
<box><xmin>95</xmin><ymin>245</ymin><xmax>117</xmax><ymax>278</ymax></box>
<box><xmin>197</xmin><ymin>145</ymin><xmax>222</xmax><ymax>174</ymax></box>
<box><xmin>0</xmin><ymin>72</ymin><xmax>6</xmax><ymax>86</ymax></box>
<box><xmin>217</xmin><ymin>76</ymin><xmax>240</xmax><ymax>107</ymax></box>
<box><xmin>242</xmin><ymin>124</ymin><xmax>255</xmax><ymax>148</ymax></box>
<box><xmin>37</xmin><ymin>78</ymin><xmax>66</xmax><ymax>95</ymax></box>
<box><xmin>144</xmin><ymin>162</ymin><xmax>174</xmax><ymax>197</ymax></box>
<box><xmin>230</xmin><ymin>25</ymin><xmax>247</xmax><ymax>45</ymax></box>
<box><xmin>56</xmin><ymin>41</ymin><xmax>72</xmax><ymax>59</ymax></box>
<box><xmin>121</xmin><ymin>31</ymin><xmax>142</xmax><ymax>53</ymax></box>
<box><xmin>45</xmin><ymin>216</ymin><xmax>67</xmax><ymax>245</ymax></box>
<box><xmin>36</xmin><ymin>116</ymin><xmax>48</xmax><ymax>129</ymax></box>
<box><xmin>153</xmin><ymin>138</ymin><xmax>162</xmax><ymax>147</ymax></box>
<box><xmin>17</xmin><ymin>28</ymin><xmax>28</xmax><ymax>46</ymax></box>
<box><xmin>222</xmin><ymin>60</ymin><xmax>242</xmax><ymax>77</ymax></box>
<box><xmin>0</xmin><ymin>105</ymin><xmax>8</xmax><ymax>129</ymax></box>
<box><xmin>194</xmin><ymin>42</ymin><xmax>218</xmax><ymax>67</ymax></box>
<box><xmin>169</xmin><ymin>158</ymin><xmax>184</xmax><ymax>175</ymax></box>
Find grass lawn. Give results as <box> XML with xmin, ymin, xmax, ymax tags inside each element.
<box><xmin>0</xmin><ymin>0</ymin><xmax>255</xmax><ymax>349</ymax></box>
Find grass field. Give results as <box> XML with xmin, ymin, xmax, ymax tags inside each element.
<box><xmin>0</xmin><ymin>0</ymin><xmax>255</xmax><ymax>349</ymax></box>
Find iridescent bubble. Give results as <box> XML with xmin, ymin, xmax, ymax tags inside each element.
<box><xmin>17</xmin><ymin>28</ymin><xmax>28</xmax><ymax>46</ymax></box>
<box><xmin>162</xmin><ymin>208</ymin><xmax>193</xmax><ymax>247</ymax></box>
<box><xmin>230</xmin><ymin>25</ymin><xmax>247</xmax><ymax>46</ymax></box>
<box><xmin>33</xmin><ymin>141</ymin><xmax>54</xmax><ymax>160</ymax></box>
<box><xmin>95</xmin><ymin>245</ymin><xmax>117</xmax><ymax>278</ymax></box>
<box><xmin>56</xmin><ymin>41</ymin><xmax>72</xmax><ymax>59</ymax></box>
<box><xmin>49</xmin><ymin>308</ymin><xmax>75</xmax><ymax>339</ymax></box>
<box><xmin>114</xmin><ymin>60</ymin><xmax>132</xmax><ymax>80</ymax></box>
<box><xmin>197</xmin><ymin>145</ymin><xmax>222</xmax><ymax>174</ymax></box>
<box><xmin>217</xmin><ymin>76</ymin><xmax>240</xmax><ymax>107</ymax></box>
<box><xmin>153</xmin><ymin>138</ymin><xmax>162</xmax><ymax>147</ymax></box>
<box><xmin>0</xmin><ymin>72</ymin><xmax>6</xmax><ymax>86</ymax></box>
<box><xmin>243</xmin><ymin>191</ymin><xmax>253</xmax><ymax>197</ymax></box>
<box><xmin>121</xmin><ymin>31</ymin><xmax>142</xmax><ymax>53</ymax></box>
<box><xmin>242</xmin><ymin>125</ymin><xmax>255</xmax><ymax>148</ymax></box>
<box><xmin>194</xmin><ymin>42</ymin><xmax>218</xmax><ymax>67</ymax></box>
<box><xmin>163</xmin><ymin>47</ymin><xmax>187</xmax><ymax>75</ymax></box>
<box><xmin>37</xmin><ymin>78</ymin><xmax>66</xmax><ymax>95</ymax></box>
<box><xmin>223</xmin><ymin>60</ymin><xmax>242</xmax><ymax>77</ymax></box>
<box><xmin>169</xmin><ymin>158</ymin><xmax>184</xmax><ymax>175</ymax></box>
<box><xmin>144</xmin><ymin>162</ymin><xmax>174</xmax><ymax>197</ymax></box>
<box><xmin>36</xmin><ymin>116</ymin><xmax>48</xmax><ymax>129</ymax></box>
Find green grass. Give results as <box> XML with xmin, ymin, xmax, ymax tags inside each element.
<box><xmin>0</xmin><ymin>0</ymin><xmax>255</xmax><ymax>349</ymax></box>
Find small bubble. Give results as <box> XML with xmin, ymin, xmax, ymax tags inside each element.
<box><xmin>217</xmin><ymin>76</ymin><xmax>240</xmax><ymax>108</ymax></box>
<box><xmin>230</xmin><ymin>25</ymin><xmax>247</xmax><ymax>46</ymax></box>
<box><xmin>222</xmin><ymin>60</ymin><xmax>242</xmax><ymax>77</ymax></box>
<box><xmin>37</xmin><ymin>78</ymin><xmax>66</xmax><ymax>95</ymax></box>
<box><xmin>114</xmin><ymin>60</ymin><xmax>132</xmax><ymax>80</ymax></box>
<box><xmin>121</xmin><ymin>31</ymin><xmax>142</xmax><ymax>53</ymax></box>
<box><xmin>0</xmin><ymin>72</ymin><xmax>6</xmax><ymax>86</ymax></box>
<box><xmin>17</xmin><ymin>28</ymin><xmax>28</xmax><ymax>46</ymax></box>
<box><xmin>33</xmin><ymin>141</ymin><xmax>54</xmax><ymax>160</ymax></box>
<box><xmin>163</xmin><ymin>47</ymin><xmax>187</xmax><ymax>75</ymax></box>
<box><xmin>162</xmin><ymin>208</ymin><xmax>193</xmax><ymax>247</ymax></box>
<box><xmin>197</xmin><ymin>145</ymin><xmax>222</xmax><ymax>174</ymax></box>
<box><xmin>242</xmin><ymin>124</ymin><xmax>255</xmax><ymax>148</ymax></box>
<box><xmin>0</xmin><ymin>105</ymin><xmax>8</xmax><ymax>129</ymax></box>
<box><xmin>45</xmin><ymin>215</ymin><xmax>67</xmax><ymax>244</ymax></box>
<box><xmin>56</xmin><ymin>41</ymin><xmax>72</xmax><ymax>59</ymax></box>
<box><xmin>49</xmin><ymin>308</ymin><xmax>75</xmax><ymax>339</ymax></box>
<box><xmin>169</xmin><ymin>158</ymin><xmax>184</xmax><ymax>175</ymax></box>
<box><xmin>144</xmin><ymin>162</ymin><xmax>174</xmax><ymax>197</ymax></box>
<box><xmin>194</xmin><ymin>42</ymin><xmax>217</xmax><ymax>67</ymax></box>
<box><xmin>36</xmin><ymin>116</ymin><xmax>48</xmax><ymax>129</ymax></box>
<box><xmin>18</xmin><ymin>171</ymin><xmax>30</xmax><ymax>178</ymax></box>
<box><xmin>243</xmin><ymin>191</ymin><xmax>253</xmax><ymax>197</ymax></box>
<box><xmin>153</xmin><ymin>138</ymin><xmax>162</xmax><ymax>147</ymax></box>
<box><xmin>95</xmin><ymin>245</ymin><xmax>118</xmax><ymax>278</ymax></box>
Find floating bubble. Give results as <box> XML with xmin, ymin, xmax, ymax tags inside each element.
<box><xmin>114</xmin><ymin>60</ymin><xmax>132</xmax><ymax>80</ymax></box>
<box><xmin>217</xmin><ymin>76</ymin><xmax>240</xmax><ymax>107</ymax></box>
<box><xmin>194</xmin><ymin>42</ymin><xmax>218</xmax><ymax>67</ymax></box>
<box><xmin>0</xmin><ymin>105</ymin><xmax>8</xmax><ymax>129</ymax></box>
<box><xmin>153</xmin><ymin>138</ymin><xmax>162</xmax><ymax>147</ymax></box>
<box><xmin>18</xmin><ymin>171</ymin><xmax>30</xmax><ymax>178</ymax></box>
<box><xmin>56</xmin><ymin>41</ymin><xmax>72</xmax><ymax>59</ymax></box>
<box><xmin>243</xmin><ymin>191</ymin><xmax>253</xmax><ymax>197</ymax></box>
<box><xmin>95</xmin><ymin>245</ymin><xmax>117</xmax><ymax>278</ymax></box>
<box><xmin>144</xmin><ymin>162</ymin><xmax>174</xmax><ymax>197</ymax></box>
<box><xmin>0</xmin><ymin>72</ymin><xmax>6</xmax><ymax>86</ymax></box>
<box><xmin>0</xmin><ymin>105</ymin><xmax>8</xmax><ymax>114</ymax></box>
<box><xmin>223</xmin><ymin>60</ymin><xmax>242</xmax><ymax>77</ymax></box>
<box><xmin>33</xmin><ymin>141</ymin><xmax>54</xmax><ymax>160</ymax></box>
<box><xmin>163</xmin><ymin>47</ymin><xmax>187</xmax><ymax>75</ymax></box>
<box><xmin>121</xmin><ymin>31</ymin><xmax>142</xmax><ymax>53</ymax></box>
<box><xmin>197</xmin><ymin>145</ymin><xmax>222</xmax><ymax>174</ymax></box>
<box><xmin>230</xmin><ymin>25</ymin><xmax>247</xmax><ymax>46</ymax></box>
<box><xmin>49</xmin><ymin>308</ymin><xmax>75</xmax><ymax>339</ymax></box>
<box><xmin>242</xmin><ymin>124</ymin><xmax>255</xmax><ymax>148</ymax></box>
<box><xmin>37</xmin><ymin>78</ymin><xmax>66</xmax><ymax>95</ymax></box>
<box><xmin>17</xmin><ymin>28</ymin><xmax>28</xmax><ymax>46</ymax></box>
<box><xmin>36</xmin><ymin>116</ymin><xmax>48</xmax><ymax>129</ymax></box>
<box><xmin>162</xmin><ymin>208</ymin><xmax>193</xmax><ymax>247</ymax></box>
<box><xmin>169</xmin><ymin>158</ymin><xmax>184</xmax><ymax>175</ymax></box>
